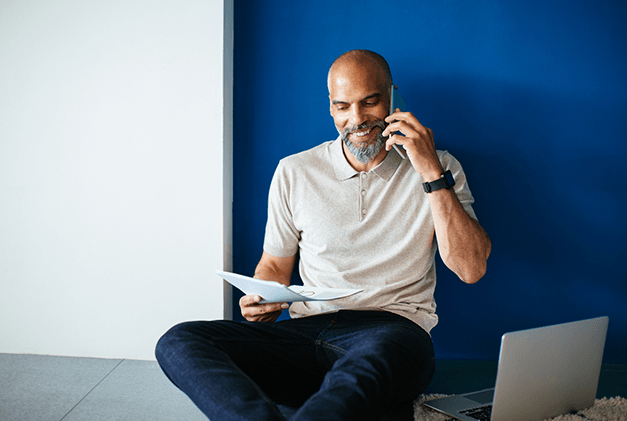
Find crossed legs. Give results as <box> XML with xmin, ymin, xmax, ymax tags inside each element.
<box><xmin>155</xmin><ymin>310</ymin><xmax>435</xmax><ymax>421</ymax></box>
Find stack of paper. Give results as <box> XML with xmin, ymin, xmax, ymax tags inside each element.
<box><xmin>217</xmin><ymin>270</ymin><xmax>363</xmax><ymax>303</ymax></box>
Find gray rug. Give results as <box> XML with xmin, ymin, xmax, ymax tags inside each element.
<box><xmin>413</xmin><ymin>394</ymin><xmax>627</xmax><ymax>420</ymax></box>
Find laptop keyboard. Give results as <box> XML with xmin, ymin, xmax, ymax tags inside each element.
<box><xmin>460</xmin><ymin>405</ymin><xmax>492</xmax><ymax>420</ymax></box>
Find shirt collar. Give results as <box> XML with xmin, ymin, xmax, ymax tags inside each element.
<box><xmin>331</xmin><ymin>136</ymin><xmax>402</xmax><ymax>182</ymax></box>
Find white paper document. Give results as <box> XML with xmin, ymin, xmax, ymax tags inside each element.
<box><xmin>217</xmin><ymin>270</ymin><xmax>363</xmax><ymax>303</ymax></box>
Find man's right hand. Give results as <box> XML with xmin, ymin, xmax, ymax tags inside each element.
<box><xmin>239</xmin><ymin>294</ymin><xmax>289</xmax><ymax>323</ymax></box>
<box><xmin>244</xmin><ymin>251</ymin><xmax>296</xmax><ymax>322</ymax></box>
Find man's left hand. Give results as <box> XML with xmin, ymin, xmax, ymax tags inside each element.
<box><xmin>383</xmin><ymin>110</ymin><xmax>444</xmax><ymax>182</ymax></box>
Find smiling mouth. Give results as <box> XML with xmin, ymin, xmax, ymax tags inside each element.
<box><xmin>349</xmin><ymin>125</ymin><xmax>382</xmax><ymax>142</ymax></box>
<box><xmin>351</xmin><ymin>127</ymin><xmax>375</xmax><ymax>137</ymax></box>
<box><xmin>341</xmin><ymin>121</ymin><xmax>387</xmax><ymax>144</ymax></box>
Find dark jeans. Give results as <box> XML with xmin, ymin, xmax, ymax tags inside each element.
<box><xmin>155</xmin><ymin>310</ymin><xmax>435</xmax><ymax>421</ymax></box>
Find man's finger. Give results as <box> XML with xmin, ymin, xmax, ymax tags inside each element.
<box><xmin>239</xmin><ymin>294</ymin><xmax>262</xmax><ymax>307</ymax></box>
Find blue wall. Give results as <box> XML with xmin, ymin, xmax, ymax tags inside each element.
<box><xmin>232</xmin><ymin>0</ymin><xmax>626</xmax><ymax>364</ymax></box>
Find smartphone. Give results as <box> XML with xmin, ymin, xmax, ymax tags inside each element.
<box><xmin>389</xmin><ymin>85</ymin><xmax>407</xmax><ymax>159</ymax></box>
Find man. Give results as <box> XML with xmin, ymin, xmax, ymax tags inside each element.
<box><xmin>156</xmin><ymin>50</ymin><xmax>491</xmax><ymax>421</ymax></box>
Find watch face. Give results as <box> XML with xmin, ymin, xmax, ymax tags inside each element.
<box><xmin>444</xmin><ymin>170</ymin><xmax>455</xmax><ymax>189</ymax></box>
<box><xmin>445</xmin><ymin>171</ymin><xmax>455</xmax><ymax>188</ymax></box>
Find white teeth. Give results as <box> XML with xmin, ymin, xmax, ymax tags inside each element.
<box><xmin>352</xmin><ymin>128</ymin><xmax>372</xmax><ymax>137</ymax></box>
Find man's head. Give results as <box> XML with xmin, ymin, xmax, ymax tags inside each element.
<box><xmin>328</xmin><ymin>50</ymin><xmax>393</xmax><ymax>164</ymax></box>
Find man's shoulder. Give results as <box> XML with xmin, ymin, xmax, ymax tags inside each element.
<box><xmin>436</xmin><ymin>149</ymin><xmax>453</xmax><ymax>161</ymax></box>
<box><xmin>436</xmin><ymin>149</ymin><xmax>463</xmax><ymax>170</ymax></box>
<box><xmin>278</xmin><ymin>140</ymin><xmax>335</xmax><ymax>168</ymax></box>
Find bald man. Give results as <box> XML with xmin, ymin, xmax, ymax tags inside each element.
<box><xmin>156</xmin><ymin>50</ymin><xmax>491</xmax><ymax>421</ymax></box>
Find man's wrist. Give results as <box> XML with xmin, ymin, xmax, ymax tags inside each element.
<box><xmin>423</xmin><ymin>170</ymin><xmax>455</xmax><ymax>193</ymax></box>
<box><xmin>419</xmin><ymin>161</ymin><xmax>445</xmax><ymax>182</ymax></box>
<box><xmin>422</xmin><ymin>172</ymin><xmax>443</xmax><ymax>184</ymax></box>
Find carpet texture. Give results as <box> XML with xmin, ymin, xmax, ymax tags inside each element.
<box><xmin>413</xmin><ymin>394</ymin><xmax>627</xmax><ymax>421</ymax></box>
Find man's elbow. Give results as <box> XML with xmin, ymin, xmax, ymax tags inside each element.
<box><xmin>452</xmin><ymin>251</ymin><xmax>489</xmax><ymax>284</ymax></box>
<box><xmin>458</xmin><ymin>263</ymin><xmax>487</xmax><ymax>284</ymax></box>
<box><xmin>460</xmin><ymin>235</ymin><xmax>491</xmax><ymax>284</ymax></box>
<box><xmin>442</xmin><ymin>236</ymin><xmax>491</xmax><ymax>284</ymax></box>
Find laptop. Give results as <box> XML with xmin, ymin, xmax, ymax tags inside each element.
<box><xmin>423</xmin><ymin>316</ymin><xmax>609</xmax><ymax>421</ymax></box>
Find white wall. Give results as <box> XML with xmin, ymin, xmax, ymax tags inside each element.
<box><xmin>0</xmin><ymin>0</ymin><xmax>233</xmax><ymax>360</ymax></box>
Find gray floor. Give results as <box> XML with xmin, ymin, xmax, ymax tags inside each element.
<box><xmin>2</xmin><ymin>353</ymin><xmax>625</xmax><ymax>421</ymax></box>
<box><xmin>0</xmin><ymin>353</ymin><xmax>206</xmax><ymax>421</ymax></box>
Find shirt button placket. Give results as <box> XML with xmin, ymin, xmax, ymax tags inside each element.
<box><xmin>359</xmin><ymin>172</ymin><xmax>368</xmax><ymax>222</ymax></box>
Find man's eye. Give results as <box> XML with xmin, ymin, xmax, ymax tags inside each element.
<box><xmin>364</xmin><ymin>100</ymin><xmax>379</xmax><ymax>107</ymax></box>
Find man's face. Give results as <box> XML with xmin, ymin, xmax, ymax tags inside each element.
<box><xmin>328</xmin><ymin>63</ymin><xmax>390</xmax><ymax>164</ymax></box>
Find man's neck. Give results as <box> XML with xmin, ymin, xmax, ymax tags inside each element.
<box><xmin>342</xmin><ymin>142</ymin><xmax>388</xmax><ymax>172</ymax></box>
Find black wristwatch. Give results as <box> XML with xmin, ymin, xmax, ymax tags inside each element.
<box><xmin>423</xmin><ymin>170</ymin><xmax>455</xmax><ymax>193</ymax></box>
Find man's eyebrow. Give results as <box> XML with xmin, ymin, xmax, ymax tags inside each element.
<box><xmin>332</xmin><ymin>93</ymin><xmax>383</xmax><ymax>105</ymax></box>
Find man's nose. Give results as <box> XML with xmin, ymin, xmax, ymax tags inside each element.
<box><xmin>348</xmin><ymin>104</ymin><xmax>367</xmax><ymax>128</ymax></box>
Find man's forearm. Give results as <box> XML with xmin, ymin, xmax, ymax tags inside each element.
<box><xmin>428</xmin><ymin>188</ymin><xmax>491</xmax><ymax>284</ymax></box>
<box><xmin>253</xmin><ymin>251</ymin><xmax>296</xmax><ymax>286</ymax></box>
<box><xmin>254</xmin><ymin>264</ymin><xmax>291</xmax><ymax>286</ymax></box>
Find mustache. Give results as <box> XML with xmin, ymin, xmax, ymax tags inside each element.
<box><xmin>341</xmin><ymin>120</ymin><xmax>388</xmax><ymax>138</ymax></box>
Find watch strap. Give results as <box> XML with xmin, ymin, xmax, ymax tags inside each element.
<box><xmin>423</xmin><ymin>170</ymin><xmax>455</xmax><ymax>193</ymax></box>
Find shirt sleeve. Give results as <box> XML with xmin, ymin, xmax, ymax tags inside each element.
<box><xmin>262</xmin><ymin>160</ymin><xmax>301</xmax><ymax>257</ymax></box>
<box><xmin>438</xmin><ymin>150</ymin><xmax>478</xmax><ymax>221</ymax></box>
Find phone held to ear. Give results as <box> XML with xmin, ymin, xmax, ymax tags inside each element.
<box><xmin>389</xmin><ymin>85</ymin><xmax>407</xmax><ymax>159</ymax></box>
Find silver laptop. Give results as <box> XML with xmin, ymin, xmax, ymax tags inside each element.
<box><xmin>423</xmin><ymin>316</ymin><xmax>609</xmax><ymax>421</ymax></box>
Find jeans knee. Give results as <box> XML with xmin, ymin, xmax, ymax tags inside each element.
<box><xmin>155</xmin><ymin>322</ymin><xmax>195</xmax><ymax>363</ymax></box>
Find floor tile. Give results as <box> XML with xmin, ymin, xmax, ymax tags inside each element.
<box><xmin>62</xmin><ymin>359</ymin><xmax>206</xmax><ymax>421</ymax></box>
<box><xmin>0</xmin><ymin>354</ymin><xmax>121</xmax><ymax>421</ymax></box>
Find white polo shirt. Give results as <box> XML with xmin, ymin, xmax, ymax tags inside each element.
<box><xmin>263</xmin><ymin>137</ymin><xmax>477</xmax><ymax>332</ymax></box>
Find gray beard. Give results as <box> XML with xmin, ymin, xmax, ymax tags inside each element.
<box><xmin>340</xmin><ymin>120</ymin><xmax>388</xmax><ymax>164</ymax></box>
